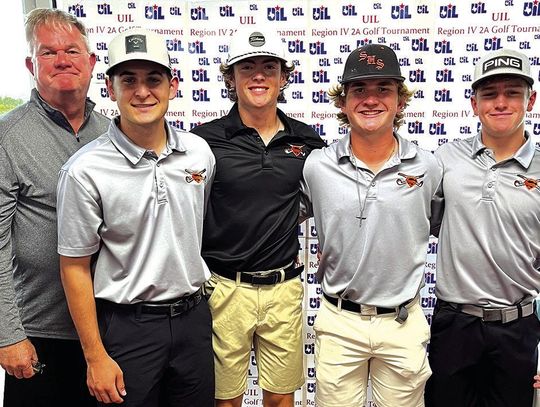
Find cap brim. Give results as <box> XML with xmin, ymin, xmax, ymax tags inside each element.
<box><xmin>340</xmin><ymin>74</ymin><xmax>405</xmax><ymax>84</ymax></box>
<box><xmin>227</xmin><ymin>51</ymin><xmax>290</xmax><ymax>67</ymax></box>
<box><xmin>471</xmin><ymin>72</ymin><xmax>534</xmax><ymax>89</ymax></box>
<box><xmin>106</xmin><ymin>56</ymin><xmax>172</xmax><ymax>76</ymax></box>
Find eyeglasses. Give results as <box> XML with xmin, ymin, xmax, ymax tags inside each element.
<box><xmin>36</xmin><ymin>49</ymin><xmax>87</xmax><ymax>60</ymax></box>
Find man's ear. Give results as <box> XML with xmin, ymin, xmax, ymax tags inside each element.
<box><xmin>470</xmin><ymin>95</ymin><xmax>479</xmax><ymax>116</ymax></box>
<box><xmin>527</xmin><ymin>90</ymin><xmax>537</xmax><ymax>112</ymax></box>
<box><xmin>169</xmin><ymin>77</ymin><xmax>179</xmax><ymax>100</ymax></box>
<box><xmin>25</xmin><ymin>57</ymin><xmax>35</xmax><ymax>76</ymax></box>
<box><xmin>106</xmin><ymin>77</ymin><xmax>117</xmax><ymax>102</ymax></box>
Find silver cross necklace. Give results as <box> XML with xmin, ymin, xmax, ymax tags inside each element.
<box><xmin>349</xmin><ymin>140</ymin><xmax>396</xmax><ymax>227</ymax></box>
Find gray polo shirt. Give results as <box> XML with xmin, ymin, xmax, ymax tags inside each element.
<box><xmin>57</xmin><ymin>118</ymin><xmax>215</xmax><ymax>304</ymax></box>
<box><xmin>301</xmin><ymin>133</ymin><xmax>442</xmax><ymax>307</ymax></box>
<box><xmin>434</xmin><ymin>132</ymin><xmax>540</xmax><ymax>307</ymax></box>
<box><xmin>0</xmin><ymin>89</ymin><xmax>108</xmax><ymax>345</ymax></box>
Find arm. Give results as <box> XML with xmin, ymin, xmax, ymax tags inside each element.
<box><xmin>203</xmin><ymin>149</ymin><xmax>216</xmax><ymax>217</ymax></box>
<box><xmin>430</xmin><ymin>181</ymin><xmax>445</xmax><ymax>237</ymax></box>
<box><xmin>429</xmin><ymin>153</ymin><xmax>445</xmax><ymax>237</ymax></box>
<box><xmin>0</xmin><ymin>146</ymin><xmax>38</xmax><ymax>379</ymax></box>
<box><xmin>60</xmin><ymin>255</ymin><xmax>126</xmax><ymax>404</ymax></box>
<box><xmin>299</xmin><ymin>162</ymin><xmax>314</xmax><ymax>224</ymax></box>
<box><xmin>299</xmin><ymin>178</ymin><xmax>313</xmax><ymax>224</ymax></box>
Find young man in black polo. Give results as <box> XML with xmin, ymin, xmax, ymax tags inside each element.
<box><xmin>191</xmin><ymin>28</ymin><xmax>325</xmax><ymax>407</ymax></box>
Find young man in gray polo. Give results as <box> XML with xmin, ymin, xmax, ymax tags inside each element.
<box><xmin>425</xmin><ymin>49</ymin><xmax>539</xmax><ymax>407</ymax></box>
<box><xmin>57</xmin><ymin>28</ymin><xmax>215</xmax><ymax>406</ymax></box>
<box><xmin>300</xmin><ymin>44</ymin><xmax>442</xmax><ymax>406</ymax></box>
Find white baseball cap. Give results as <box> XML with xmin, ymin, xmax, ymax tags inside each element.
<box><xmin>225</xmin><ymin>27</ymin><xmax>291</xmax><ymax>67</ymax></box>
<box><xmin>106</xmin><ymin>28</ymin><xmax>171</xmax><ymax>75</ymax></box>
<box><xmin>472</xmin><ymin>48</ymin><xmax>534</xmax><ymax>89</ymax></box>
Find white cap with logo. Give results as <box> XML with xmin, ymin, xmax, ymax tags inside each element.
<box><xmin>225</xmin><ymin>27</ymin><xmax>291</xmax><ymax>67</ymax></box>
<box><xmin>106</xmin><ymin>28</ymin><xmax>171</xmax><ymax>76</ymax></box>
<box><xmin>472</xmin><ymin>48</ymin><xmax>534</xmax><ymax>89</ymax></box>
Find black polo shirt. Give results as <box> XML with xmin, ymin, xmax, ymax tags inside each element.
<box><xmin>191</xmin><ymin>103</ymin><xmax>325</xmax><ymax>273</ymax></box>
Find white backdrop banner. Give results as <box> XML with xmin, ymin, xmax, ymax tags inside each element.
<box><xmin>55</xmin><ymin>1</ymin><xmax>540</xmax><ymax>405</ymax></box>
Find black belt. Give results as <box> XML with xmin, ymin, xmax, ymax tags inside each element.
<box><xmin>214</xmin><ymin>264</ymin><xmax>303</xmax><ymax>285</ymax></box>
<box><xmin>323</xmin><ymin>293</ymin><xmax>413</xmax><ymax>323</ymax></box>
<box><xmin>323</xmin><ymin>293</ymin><xmax>394</xmax><ymax>315</ymax></box>
<box><xmin>438</xmin><ymin>299</ymin><xmax>534</xmax><ymax>324</ymax></box>
<box><xmin>98</xmin><ymin>288</ymin><xmax>203</xmax><ymax>318</ymax></box>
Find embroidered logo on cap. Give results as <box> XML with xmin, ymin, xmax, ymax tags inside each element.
<box><xmin>248</xmin><ymin>32</ymin><xmax>265</xmax><ymax>47</ymax></box>
<box><xmin>125</xmin><ymin>34</ymin><xmax>147</xmax><ymax>54</ymax></box>
<box><xmin>185</xmin><ymin>168</ymin><xmax>207</xmax><ymax>184</ymax></box>
<box><xmin>358</xmin><ymin>50</ymin><xmax>385</xmax><ymax>70</ymax></box>
<box><xmin>396</xmin><ymin>172</ymin><xmax>425</xmax><ymax>188</ymax></box>
<box><xmin>514</xmin><ymin>174</ymin><xmax>539</xmax><ymax>191</ymax></box>
<box><xmin>482</xmin><ymin>56</ymin><xmax>522</xmax><ymax>75</ymax></box>
<box><xmin>285</xmin><ymin>144</ymin><xmax>306</xmax><ymax>157</ymax></box>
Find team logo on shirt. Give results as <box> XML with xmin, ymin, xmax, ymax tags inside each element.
<box><xmin>185</xmin><ymin>168</ymin><xmax>206</xmax><ymax>183</ymax></box>
<box><xmin>396</xmin><ymin>172</ymin><xmax>425</xmax><ymax>188</ymax></box>
<box><xmin>285</xmin><ymin>144</ymin><xmax>306</xmax><ymax>157</ymax></box>
<box><xmin>514</xmin><ymin>174</ymin><xmax>539</xmax><ymax>191</ymax></box>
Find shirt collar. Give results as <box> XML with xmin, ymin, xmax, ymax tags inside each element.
<box><xmin>31</xmin><ymin>88</ymin><xmax>96</xmax><ymax>134</ymax></box>
<box><xmin>336</xmin><ymin>131</ymin><xmax>418</xmax><ymax>163</ymax></box>
<box><xmin>107</xmin><ymin>117</ymin><xmax>187</xmax><ymax>165</ymax></box>
<box><xmin>471</xmin><ymin>132</ymin><xmax>486</xmax><ymax>157</ymax></box>
<box><xmin>223</xmin><ymin>103</ymin><xmax>295</xmax><ymax>140</ymax></box>
<box><xmin>471</xmin><ymin>131</ymin><xmax>535</xmax><ymax>168</ymax></box>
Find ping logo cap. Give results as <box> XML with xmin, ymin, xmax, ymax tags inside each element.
<box><xmin>472</xmin><ymin>48</ymin><xmax>533</xmax><ymax>89</ymax></box>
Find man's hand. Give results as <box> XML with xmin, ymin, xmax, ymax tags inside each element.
<box><xmin>0</xmin><ymin>339</ymin><xmax>38</xmax><ymax>379</ymax></box>
<box><xmin>87</xmin><ymin>353</ymin><xmax>126</xmax><ymax>404</ymax></box>
<box><xmin>534</xmin><ymin>374</ymin><xmax>540</xmax><ymax>389</ymax></box>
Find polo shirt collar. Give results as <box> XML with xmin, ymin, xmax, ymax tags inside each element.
<box><xmin>471</xmin><ymin>133</ymin><xmax>486</xmax><ymax>157</ymax></box>
<box><xmin>223</xmin><ymin>103</ymin><xmax>295</xmax><ymax>140</ymax></box>
<box><xmin>471</xmin><ymin>131</ymin><xmax>535</xmax><ymax>168</ymax></box>
<box><xmin>31</xmin><ymin>88</ymin><xmax>96</xmax><ymax>134</ymax></box>
<box><xmin>165</xmin><ymin>123</ymin><xmax>188</xmax><ymax>153</ymax></box>
<box><xmin>108</xmin><ymin>117</ymin><xmax>186</xmax><ymax>165</ymax></box>
<box><xmin>336</xmin><ymin>131</ymin><xmax>417</xmax><ymax>163</ymax></box>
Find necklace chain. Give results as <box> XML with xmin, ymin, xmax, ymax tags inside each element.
<box><xmin>350</xmin><ymin>139</ymin><xmax>396</xmax><ymax>227</ymax></box>
<box><xmin>259</xmin><ymin>119</ymin><xmax>282</xmax><ymax>141</ymax></box>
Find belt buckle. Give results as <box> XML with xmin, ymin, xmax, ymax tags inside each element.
<box><xmin>251</xmin><ymin>272</ymin><xmax>279</xmax><ymax>285</ymax></box>
<box><xmin>500</xmin><ymin>307</ymin><xmax>518</xmax><ymax>324</ymax></box>
<box><xmin>170</xmin><ymin>300</ymin><xmax>188</xmax><ymax>317</ymax></box>
<box><xmin>480</xmin><ymin>308</ymin><xmax>499</xmax><ymax>322</ymax></box>
<box><xmin>360</xmin><ymin>304</ymin><xmax>377</xmax><ymax>316</ymax></box>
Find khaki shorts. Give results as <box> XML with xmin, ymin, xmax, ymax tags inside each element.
<box><xmin>314</xmin><ymin>297</ymin><xmax>432</xmax><ymax>407</ymax></box>
<box><xmin>205</xmin><ymin>272</ymin><xmax>304</xmax><ymax>400</ymax></box>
